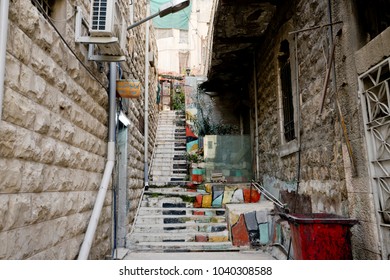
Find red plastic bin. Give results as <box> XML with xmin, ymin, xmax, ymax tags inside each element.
<box><xmin>281</xmin><ymin>213</ymin><xmax>358</xmax><ymax>260</ymax></box>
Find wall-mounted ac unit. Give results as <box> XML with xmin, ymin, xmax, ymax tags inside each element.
<box><xmin>75</xmin><ymin>1</ymin><xmax>127</xmax><ymax>61</ymax></box>
<box><xmin>90</xmin><ymin>0</ymin><xmax>116</xmax><ymax>37</ymax></box>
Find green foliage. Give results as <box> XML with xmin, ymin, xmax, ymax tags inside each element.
<box><xmin>172</xmin><ymin>89</ymin><xmax>185</xmax><ymax>111</ymax></box>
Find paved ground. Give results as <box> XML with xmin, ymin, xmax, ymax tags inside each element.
<box><xmin>123</xmin><ymin>250</ymin><xmax>276</xmax><ymax>260</ymax></box>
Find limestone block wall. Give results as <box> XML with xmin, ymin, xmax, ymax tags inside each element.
<box><xmin>0</xmin><ymin>0</ymin><xmax>158</xmax><ymax>259</ymax></box>
<box><xmin>250</xmin><ymin>0</ymin><xmax>380</xmax><ymax>259</ymax></box>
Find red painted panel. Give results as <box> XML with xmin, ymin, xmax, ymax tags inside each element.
<box><xmin>194</xmin><ymin>194</ymin><xmax>203</xmax><ymax>208</ymax></box>
<box><xmin>231</xmin><ymin>214</ymin><xmax>250</xmax><ymax>247</ymax></box>
<box><xmin>243</xmin><ymin>189</ymin><xmax>261</xmax><ymax>203</ymax></box>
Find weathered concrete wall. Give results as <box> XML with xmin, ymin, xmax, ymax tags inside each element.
<box><xmin>251</xmin><ymin>0</ymin><xmax>382</xmax><ymax>259</ymax></box>
<box><xmin>0</xmin><ymin>0</ymin><xmax>158</xmax><ymax>259</ymax></box>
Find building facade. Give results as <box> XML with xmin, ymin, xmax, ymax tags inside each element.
<box><xmin>0</xmin><ymin>0</ymin><xmax>159</xmax><ymax>259</ymax></box>
<box><xmin>154</xmin><ymin>0</ymin><xmax>214</xmax><ymax>76</ymax></box>
<box><xmin>205</xmin><ymin>0</ymin><xmax>390</xmax><ymax>259</ymax></box>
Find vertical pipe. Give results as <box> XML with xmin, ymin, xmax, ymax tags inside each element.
<box><xmin>0</xmin><ymin>0</ymin><xmax>10</xmax><ymax>123</ymax></box>
<box><xmin>78</xmin><ymin>62</ymin><xmax>117</xmax><ymax>260</ymax></box>
<box><xmin>294</xmin><ymin>33</ymin><xmax>301</xmax><ymax>212</ymax></box>
<box><xmin>327</xmin><ymin>0</ymin><xmax>337</xmax><ymax>91</ymax></box>
<box><xmin>144</xmin><ymin>3</ymin><xmax>150</xmax><ymax>188</ymax></box>
<box><xmin>253</xmin><ymin>52</ymin><xmax>260</xmax><ymax>181</ymax></box>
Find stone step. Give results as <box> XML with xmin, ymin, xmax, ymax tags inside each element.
<box><xmin>141</xmin><ymin>198</ymin><xmax>194</xmax><ymax>208</ymax></box>
<box><xmin>155</xmin><ymin>136</ymin><xmax>186</xmax><ymax>141</ymax></box>
<box><xmin>155</xmin><ymin>139</ymin><xmax>187</xmax><ymax>143</ymax></box>
<box><xmin>150</xmin><ymin>173</ymin><xmax>187</xmax><ymax>177</ymax></box>
<box><xmin>151</xmin><ymin>166</ymin><xmax>187</xmax><ymax>171</ymax></box>
<box><xmin>128</xmin><ymin>231</ymin><xmax>229</xmax><ymax>243</ymax></box>
<box><xmin>144</xmin><ymin>186</ymin><xmax>203</xmax><ymax>193</ymax></box>
<box><xmin>128</xmin><ymin>241</ymin><xmax>238</xmax><ymax>252</ymax></box>
<box><xmin>154</xmin><ymin>143</ymin><xmax>185</xmax><ymax>148</ymax></box>
<box><xmin>148</xmin><ymin>181</ymin><xmax>190</xmax><ymax>187</ymax></box>
<box><xmin>150</xmin><ymin>176</ymin><xmax>187</xmax><ymax>182</ymax></box>
<box><xmin>144</xmin><ymin>190</ymin><xmax>200</xmax><ymax>197</ymax></box>
<box><xmin>138</xmin><ymin>207</ymin><xmax>226</xmax><ymax>214</ymax></box>
<box><xmin>151</xmin><ymin>171</ymin><xmax>188</xmax><ymax>177</ymax></box>
<box><xmin>154</xmin><ymin>149</ymin><xmax>186</xmax><ymax>155</ymax></box>
<box><xmin>156</xmin><ymin>129</ymin><xmax>184</xmax><ymax>133</ymax></box>
<box><xmin>157</xmin><ymin>123</ymin><xmax>184</xmax><ymax>126</ymax></box>
<box><xmin>156</xmin><ymin>126</ymin><xmax>185</xmax><ymax>130</ymax></box>
<box><xmin>135</xmin><ymin>215</ymin><xmax>226</xmax><ymax>224</ymax></box>
<box><xmin>150</xmin><ymin>166</ymin><xmax>187</xmax><ymax>172</ymax></box>
<box><xmin>152</xmin><ymin>158</ymin><xmax>187</xmax><ymax>163</ymax></box>
<box><xmin>131</xmin><ymin>222</ymin><xmax>228</xmax><ymax>232</ymax></box>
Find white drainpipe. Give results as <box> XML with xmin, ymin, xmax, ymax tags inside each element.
<box><xmin>144</xmin><ymin>3</ymin><xmax>150</xmax><ymax>188</ymax></box>
<box><xmin>0</xmin><ymin>0</ymin><xmax>10</xmax><ymax>122</ymax></box>
<box><xmin>78</xmin><ymin>62</ymin><xmax>117</xmax><ymax>260</ymax></box>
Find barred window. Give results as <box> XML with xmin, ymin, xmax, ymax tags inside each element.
<box><xmin>279</xmin><ymin>40</ymin><xmax>295</xmax><ymax>142</ymax></box>
<box><xmin>31</xmin><ymin>0</ymin><xmax>54</xmax><ymax>19</ymax></box>
<box><xmin>31</xmin><ymin>0</ymin><xmax>67</xmax><ymax>33</ymax></box>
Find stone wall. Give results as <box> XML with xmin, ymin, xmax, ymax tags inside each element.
<box><xmin>251</xmin><ymin>0</ymin><xmax>381</xmax><ymax>259</ymax></box>
<box><xmin>0</xmin><ymin>0</ymin><xmax>158</xmax><ymax>259</ymax></box>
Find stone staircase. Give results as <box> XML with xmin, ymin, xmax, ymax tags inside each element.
<box><xmin>125</xmin><ymin>110</ymin><xmax>278</xmax><ymax>256</ymax></box>
<box><xmin>127</xmin><ymin>184</ymin><xmax>237</xmax><ymax>252</ymax></box>
<box><xmin>149</xmin><ymin>110</ymin><xmax>188</xmax><ymax>185</ymax></box>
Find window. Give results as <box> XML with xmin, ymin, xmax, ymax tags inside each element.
<box><xmin>179</xmin><ymin>51</ymin><xmax>190</xmax><ymax>75</ymax></box>
<box><xmin>32</xmin><ymin>0</ymin><xmax>55</xmax><ymax>19</ymax></box>
<box><xmin>179</xmin><ymin>30</ymin><xmax>189</xmax><ymax>44</ymax></box>
<box><xmin>356</xmin><ymin>0</ymin><xmax>390</xmax><ymax>42</ymax></box>
<box><xmin>279</xmin><ymin>40</ymin><xmax>295</xmax><ymax>143</ymax></box>
<box><xmin>32</xmin><ymin>0</ymin><xmax>67</xmax><ymax>33</ymax></box>
<box><xmin>156</xmin><ymin>29</ymin><xmax>174</xmax><ymax>39</ymax></box>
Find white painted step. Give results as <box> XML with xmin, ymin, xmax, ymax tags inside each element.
<box><xmin>128</xmin><ymin>242</ymin><xmax>238</xmax><ymax>252</ymax></box>
<box><xmin>128</xmin><ymin>231</ymin><xmax>229</xmax><ymax>242</ymax></box>
<box><xmin>138</xmin><ymin>207</ymin><xmax>226</xmax><ymax>214</ymax></box>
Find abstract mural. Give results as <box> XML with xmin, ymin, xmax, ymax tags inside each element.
<box><xmin>192</xmin><ymin>183</ymin><xmax>261</xmax><ymax>208</ymax></box>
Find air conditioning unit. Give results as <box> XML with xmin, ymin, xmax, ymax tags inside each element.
<box><xmin>89</xmin><ymin>0</ymin><xmax>127</xmax><ymax>58</ymax></box>
<box><xmin>74</xmin><ymin>1</ymin><xmax>127</xmax><ymax>61</ymax></box>
<box><xmin>89</xmin><ymin>0</ymin><xmax>116</xmax><ymax>37</ymax></box>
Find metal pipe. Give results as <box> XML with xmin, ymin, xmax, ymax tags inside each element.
<box><xmin>78</xmin><ymin>62</ymin><xmax>117</xmax><ymax>260</ymax></box>
<box><xmin>144</xmin><ymin>4</ymin><xmax>150</xmax><ymax>188</ymax></box>
<box><xmin>0</xmin><ymin>0</ymin><xmax>10</xmax><ymax>123</ymax></box>
<box><xmin>327</xmin><ymin>0</ymin><xmax>337</xmax><ymax>92</ymax></box>
<box><xmin>253</xmin><ymin>52</ymin><xmax>260</xmax><ymax>180</ymax></box>
<box><xmin>288</xmin><ymin>21</ymin><xmax>342</xmax><ymax>35</ymax></box>
<box><xmin>127</xmin><ymin>11</ymin><xmax>159</xmax><ymax>30</ymax></box>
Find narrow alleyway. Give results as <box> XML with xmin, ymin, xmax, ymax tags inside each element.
<box><xmin>122</xmin><ymin>110</ymin><xmax>276</xmax><ymax>260</ymax></box>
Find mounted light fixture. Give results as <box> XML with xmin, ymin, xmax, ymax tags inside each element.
<box><xmin>127</xmin><ymin>0</ymin><xmax>190</xmax><ymax>30</ymax></box>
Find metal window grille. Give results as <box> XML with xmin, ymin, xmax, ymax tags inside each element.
<box><xmin>91</xmin><ymin>0</ymin><xmax>108</xmax><ymax>31</ymax></box>
<box><xmin>359</xmin><ymin>57</ymin><xmax>390</xmax><ymax>260</ymax></box>
<box><xmin>32</xmin><ymin>0</ymin><xmax>54</xmax><ymax>18</ymax></box>
<box><xmin>280</xmin><ymin>59</ymin><xmax>295</xmax><ymax>142</ymax></box>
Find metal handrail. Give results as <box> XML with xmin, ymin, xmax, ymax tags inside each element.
<box><xmin>128</xmin><ymin>187</ymin><xmax>146</xmax><ymax>238</ymax></box>
<box><xmin>251</xmin><ymin>180</ymin><xmax>288</xmax><ymax>210</ymax></box>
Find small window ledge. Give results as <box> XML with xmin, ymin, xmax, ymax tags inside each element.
<box><xmin>279</xmin><ymin>139</ymin><xmax>299</xmax><ymax>158</ymax></box>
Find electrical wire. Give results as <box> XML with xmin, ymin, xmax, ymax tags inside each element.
<box><xmin>31</xmin><ymin>0</ymin><xmax>107</xmax><ymax>89</ymax></box>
